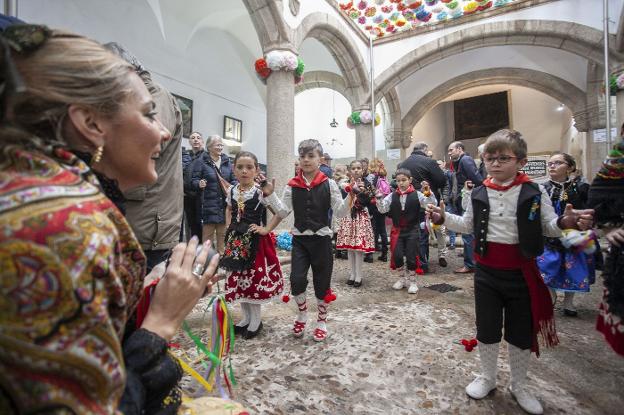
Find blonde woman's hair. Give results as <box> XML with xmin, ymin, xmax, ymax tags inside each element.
<box><xmin>3</xmin><ymin>30</ymin><xmax>135</xmax><ymax>145</ymax></box>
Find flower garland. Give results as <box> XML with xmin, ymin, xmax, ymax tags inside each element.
<box><xmin>276</xmin><ymin>230</ymin><xmax>293</xmax><ymax>251</ymax></box>
<box><xmin>346</xmin><ymin>110</ymin><xmax>381</xmax><ymax>129</ymax></box>
<box><xmin>254</xmin><ymin>50</ymin><xmax>305</xmax><ymax>84</ymax></box>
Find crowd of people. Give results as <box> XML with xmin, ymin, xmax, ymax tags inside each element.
<box><xmin>1</xmin><ymin>19</ymin><xmax>623</xmax><ymax>415</ymax></box>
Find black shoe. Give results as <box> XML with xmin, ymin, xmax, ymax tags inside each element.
<box><xmin>364</xmin><ymin>253</ymin><xmax>374</xmax><ymax>263</ymax></box>
<box><xmin>243</xmin><ymin>322</ymin><xmax>263</xmax><ymax>339</ymax></box>
<box><xmin>234</xmin><ymin>324</ymin><xmax>248</xmax><ymax>335</ymax></box>
<box><xmin>563</xmin><ymin>308</ymin><xmax>578</xmax><ymax>317</ymax></box>
<box><xmin>438</xmin><ymin>257</ymin><xmax>448</xmax><ymax>267</ymax></box>
<box><xmin>378</xmin><ymin>253</ymin><xmax>388</xmax><ymax>262</ymax></box>
<box><xmin>346</xmin><ymin>279</ymin><xmax>355</xmax><ymax>285</ymax></box>
<box><xmin>353</xmin><ymin>281</ymin><xmax>362</xmax><ymax>288</ymax></box>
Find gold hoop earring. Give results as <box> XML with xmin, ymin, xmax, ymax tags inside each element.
<box><xmin>93</xmin><ymin>145</ymin><xmax>104</xmax><ymax>164</ymax></box>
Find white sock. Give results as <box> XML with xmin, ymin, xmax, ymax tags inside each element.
<box><xmin>316</xmin><ymin>298</ymin><xmax>328</xmax><ymax>331</ymax></box>
<box><xmin>294</xmin><ymin>293</ymin><xmax>307</xmax><ymax>322</ymax></box>
<box><xmin>237</xmin><ymin>302</ymin><xmax>251</xmax><ymax>327</ymax></box>
<box><xmin>508</xmin><ymin>342</ymin><xmax>531</xmax><ymax>390</ymax></box>
<box><xmin>549</xmin><ymin>288</ymin><xmax>557</xmax><ymax>306</ymax></box>
<box><xmin>563</xmin><ymin>292</ymin><xmax>576</xmax><ymax>310</ymax></box>
<box><xmin>354</xmin><ymin>251</ymin><xmax>363</xmax><ymax>282</ymax></box>
<box><xmin>478</xmin><ymin>341</ymin><xmax>500</xmax><ymax>382</ymax></box>
<box><xmin>348</xmin><ymin>251</ymin><xmax>356</xmax><ymax>281</ymax></box>
<box><xmin>247</xmin><ymin>303</ymin><xmax>262</xmax><ymax>331</ymax></box>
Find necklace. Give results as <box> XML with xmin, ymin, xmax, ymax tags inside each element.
<box><xmin>236</xmin><ymin>184</ymin><xmax>254</xmax><ymax>220</ymax></box>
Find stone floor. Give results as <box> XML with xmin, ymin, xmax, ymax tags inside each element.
<box><xmin>177</xmin><ymin>248</ymin><xmax>624</xmax><ymax>415</ymax></box>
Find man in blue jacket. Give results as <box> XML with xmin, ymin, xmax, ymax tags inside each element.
<box><xmin>447</xmin><ymin>141</ymin><xmax>483</xmax><ymax>273</ymax></box>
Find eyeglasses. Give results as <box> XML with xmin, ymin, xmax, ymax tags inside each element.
<box><xmin>483</xmin><ymin>155</ymin><xmax>517</xmax><ymax>165</ymax></box>
<box><xmin>547</xmin><ymin>161</ymin><xmax>568</xmax><ymax>168</ymax></box>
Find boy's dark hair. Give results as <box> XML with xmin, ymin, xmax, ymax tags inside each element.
<box><xmin>234</xmin><ymin>151</ymin><xmax>259</xmax><ymax>168</ymax></box>
<box><xmin>551</xmin><ymin>151</ymin><xmax>576</xmax><ymax>172</ymax></box>
<box><xmin>298</xmin><ymin>139</ymin><xmax>323</xmax><ymax>157</ymax></box>
<box><xmin>394</xmin><ymin>168</ymin><xmax>412</xmax><ymax>178</ymax></box>
<box><xmin>484</xmin><ymin>129</ymin><xmax>527</xmax><ymax>160</ymax></box>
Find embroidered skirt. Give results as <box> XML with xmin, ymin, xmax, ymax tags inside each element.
<box><xmin>224</xmin><ymin>234</ymin><xmax>283</xmax><ymax>304</ymax></box>
<box><xmin>336</xmin><ymin>210</ymin><xmax>375</xmax><ymax>253</ymax></box>
<box><xmin>537</xmin><ymin>246</ymin><xmax>595</xmax><ymax>292</ymax></box>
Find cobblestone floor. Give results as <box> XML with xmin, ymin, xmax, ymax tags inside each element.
<box><xmin>177</xmin><ymin>248</ymin><xmax>624</xmax><ymax>414</ymax></box>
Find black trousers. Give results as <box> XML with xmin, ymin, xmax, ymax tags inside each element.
<box><xmin>474</xmin><ymin>263</ymin><xmax>533</xmax><ymax>350</ymax></box>
<box><xmin>291</xmin><ymin>235</ymin><xmax>333</xmax><ymax>300</ymax></box>
<box><xmin>183</xmin><ymin>195</ymin><xmax>202</xmax><ymax>240</ymax></box>
<box><xmin>392</xmin><ymin>227</ymin><xmax>421</xmax><ymax>271</ymax></box>
<box><xmin>372</xmin><ymin>211</ymin><xmax>388</xmax><ymax>254</ymax></box>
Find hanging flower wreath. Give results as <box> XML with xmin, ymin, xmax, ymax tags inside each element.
<box><xmin>346</xmin><ymin>110</ymin><xmax>381</xmax><ymax>129</ymax></box>
<box><xmin>253</xmin><ymin>51</ymin><xmax>305</xmax><ymax>85</ymax></box>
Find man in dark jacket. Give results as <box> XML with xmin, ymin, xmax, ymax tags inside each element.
<box><xmin>183</xmin><ymin>132</ymin><xmax>206</xmax><ymax>240</ymax></box>
<box><xmin>398</xmin><ymin>142</ymin><xmax>446</xmax><ymax>271</ymax></box>
<box><xmin>447</xmin><ymin>141</ymin><xmax>484</xmax><ymax>273</ymax></box>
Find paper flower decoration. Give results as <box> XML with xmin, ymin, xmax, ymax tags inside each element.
<box><xmin>276</xmin><ymin>231</ymin><xmax>293</xmax><ymax>251</ymax></box>
<box><xmin>463</xmin><ymin>1</ymin><xmax>478</xmax><ymax>14</ymax></box>
<box><xmin>348</xmin><ymin>111</ymin><xmax>381</xmax><ymax>126</ymax></box>
<box><xmin>460</xmin><ymin>338</ymin><xmax>478</xmax><ymax>352</ymax></box>
<box><xmin>416</xmin><ymin>8</ymin><xmax>432</xmax><ymax>22</ymax></box>
<box><xmin>617</xmin><ymin>73</ymin><xmax>624</xmax><ymax>90</ymax></box>
<box><xmin>339</xmin><ymin>1</ymin><xmax>353</xmax><ymax>11</ymax></box>
<box><xmin>478</xmin><ymin>0</ymin><xmax>493</xmax><ymax>10</ymax></box>
<box><xmin>365</xmin><ymin>6</ymin><xmax>377</xmax><ymax>17</ymax></box>
<box><xmin>357</xmin><ymin>1</ymin><xmax>368</xmax><ymax>10</ymax></box>
<box><xmin>445</xmin><ymin>0</ymin><xmax>459</xmax><ymax>9</ymax></box>
<box><xmin>425</xmin><ymin>0</ymin><xmax>439</xmax><ymax>5</ymax></box>
<box><xmin>254</xmin><ymin>52</ymin><xmax>304</xmax><ymax>84</ymax></box>
<box><xmin>374</xmin><ymin>112</ymin><xmax>381</xmax><ymax>126</ymax></box>
<box><xmin>360</xmin><ymin>110</ymin><xmax>373</xmax><ymax>124</ymax></box>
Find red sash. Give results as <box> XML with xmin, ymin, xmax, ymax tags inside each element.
<box><xmin>288</xmin><ymin>170</ymin><xmax>328</xmax><ymax>189</ymax></box>
<box><xmin>483</xmin><ymin>172</ymin><xmax>531</xmax><ymax>191</ymax></box>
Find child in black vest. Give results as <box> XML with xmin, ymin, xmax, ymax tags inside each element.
<box><xmin>427</xmin><ymin>129</ymin><xmax>594</xmax><ymax>415</ymax></box>
<box><xmin>220</xmin><ymin>151</ymin><xmax>285</xmax><ymax>339</ymax></box>
<box><xmin>268</xmin><ymin>139</ymin><xmax>350</xmax><ymax>342</ymax></box>
<box><xmin>336</xmin><ymin>160</ymin><xmax>376</xmax><ymax>287</ymax></box>
<box><xmin>376</xmin><ymin>168</ymin><xmax>436</xmax><ymax>293</ymax></box>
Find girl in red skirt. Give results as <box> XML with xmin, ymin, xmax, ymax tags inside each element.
<box><xmin>336</xmin><ymin>160</ymin><xmax>376</xmax><ymax>287</ymax></box>
<box><xmin>221</xmin><ymin>151</ymin><xmax>284</xmax><ymax>339</ymax></box>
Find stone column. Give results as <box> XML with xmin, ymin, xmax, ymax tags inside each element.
<box><xmin>266</xmin><ymin>69</ymin><xmax>295</xmax><ymax>228</ymax></box>
<box><xmin>355</xmin><ymin>123</ymin><xmax>374</xmax><ymax>161</ymax></box>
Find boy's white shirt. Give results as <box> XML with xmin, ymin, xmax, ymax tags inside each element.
<box><xmin>273</xmin><ymin>175</ymin><xmax>350</xmax><ymax>236</ymax></box>
<box><xmin>445</xmin><ymin>181</ymin><xmax>562</xmax><ymax>244</ymax></box>
<box><xmin>376</xmin><ymin>189</ymin><xmax>437</xmax><ymax>214</ymax></box>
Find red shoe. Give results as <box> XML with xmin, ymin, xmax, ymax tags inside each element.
<box><xmin>293</xmin><ymin>320</ymin><xmax>306</xmax><ymax>338</ymax></box>
<box><xmin>454</xmin><ymin>266</ymin><xmax>475</xmax><ymax>274</ymax></box>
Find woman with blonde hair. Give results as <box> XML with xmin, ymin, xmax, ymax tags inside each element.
<box><xmin>0</xmin><ymin>25</ymin><xmax>219</xmax><ymax>414</ymax></box>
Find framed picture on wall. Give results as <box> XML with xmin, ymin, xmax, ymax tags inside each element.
<box><xmin>454</xmin><ymin>91</ymin><xmax>510</xmax><ymax>141</ymax></box>
<box><xmin>172</xmin><ymin>94</ymin><xmax>193</xmax><ymax>138</ymax></box>
<box><xmin>224</xmin><ymin>115</ymin><xmax>242</xmax><ymax>142</ymax></box>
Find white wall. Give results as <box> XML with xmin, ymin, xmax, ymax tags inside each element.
<box><xmin>18</xmin><ymin>0</ymin><xmax>268</xmax><ymax>162</ymax></box>
<box><xmin>409</xmin><ymin>101</ymin><xmax>454</xmax><ymax>161</ymax></box>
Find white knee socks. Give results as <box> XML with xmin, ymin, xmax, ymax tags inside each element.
<box><xmin>563</xmin><ymin>291</ymin><xmax>576</xmax><ymax>311</ymax></box>
<box><xmin>294</xmin><ymin>293</ymin><xmax>307</xmax><ymax>323</ymax></box>
<box><xmin>479</xmin><ymin>341</ymin><xmax>500</xmax><ymax>382</ymax></box>
<box><xmin>316</xmin><ymin>298</ymin><xmax>328</xmax><ymax>332</ymax></box>
<box><xmin>247</xmin><ymin>303</ymin><xmax>262</xmax><ymax>332</ymax></box>
<box><xmin>237</xmin><ymin>302</ymin><xmax>251</xmax><ymax>327</ymax></box>
<box><xmin>348</xmin><ymin>251</ymin><xmax>356</xmax><ymax>282</ymax></box>
<box><xmin>354</xmin><ymin>251</ymin><xmax>363</xmax><ymax>282</ymax></box>
<box><xmin>507</xmin><ymin>343</ymin><xmax>530</xmax><ymax>390</ymax></box>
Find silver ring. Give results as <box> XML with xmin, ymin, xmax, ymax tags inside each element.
<box><xmin>192</xmin><ymin>262</ymin><xmax>204</xmax><ymax>279</ymax></box>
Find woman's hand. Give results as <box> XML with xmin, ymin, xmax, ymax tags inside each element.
<box><xmin>249</xmin><ymin>224</ymin><xmax>269</xmax><ymax>236</ymax></box>
<box><xmin>199</xmin><ymin>179</ymin><xmax>207</xmax><ymax>189</ymax></box>
<box><xmin>421</xmin><ymin>180</ymin><xmax>431</xmax><ymax>193</ymax></box>
<box><xmin>140</xmin><ymin>237</ymin><xmax>220</xmax><ymax>341</ymax></box>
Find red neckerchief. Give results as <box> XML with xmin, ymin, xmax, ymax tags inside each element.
<box><xmin>483</xmin><ymin>172</ymin><xmax>531</xmax><ymax>191</ymax></box>
<box><xmin>396</xmin><ymin>184</ymin><xmax>415</xmax><ymax>196</ymax></box>
<box><xmin>288</xmin><ymin>170</ymin><xmax>328</xmax><ymax>189</ymax></box>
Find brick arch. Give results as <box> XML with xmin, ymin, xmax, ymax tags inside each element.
<box><xmin>376</xmin><ymin>20</ymin><xmax>624</xmax><ymax>99</ymax></box>
<box><xmin>295</xmin><ymin>12</ymin><xmax>370</xmax><ymax>106</ymax></box>
<box><xmin>295</xmin><ymin>70</ymin><xmax>356</xmax><ymax>108</ymax></box>
<box><xmin>401</xmin><ymin>68</ymin><xmax>589</xmax><ymax>134</ymax></box>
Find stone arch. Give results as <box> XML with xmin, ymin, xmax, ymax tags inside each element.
<box><xmin>376</xmin><ymin>20</ymin><xmax>624</xmax><ymax>99</ymax></box>
<box><xmin>295</xmin><ymin>70</ymin><xmax>355</xmax><ymax>108</ymax></box>
<box><xmin>294</xmin><ymin>12</ymin><xmax>370</xmax><ymax>106</ymax></box>
<box><xmin>401</xmin><ymin>68</ymin><xmax>588</xmax><ymax>134</ymax></box>
<box><xmin>242</xmin><ymin>0</ymin><xmax>294</xmax><ymax>52</ymax></box>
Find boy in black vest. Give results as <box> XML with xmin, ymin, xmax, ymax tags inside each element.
<box><xmin>376</xmin><ymin>168</ymin><xmax>437</xmax><ymax>294</ymax></box>
<box><xmin>427</xmin><ymin>129</ymin><xmax>594</xmax><ymax>415</ymax></box>
<box><xmin>269</xmin><ymin>139</ymin><xmax>350</xmax><ymax>342</ymax></box>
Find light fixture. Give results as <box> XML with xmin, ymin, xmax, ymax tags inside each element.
<box><xmin>556</xmin><ymin>104</ymin><xmax>565</xmax><ymax>111</ymax></box>
<box><xmin>329</xmin><ymin>87</ymin><xmax>338</xmax><ymax>128</ymax></box>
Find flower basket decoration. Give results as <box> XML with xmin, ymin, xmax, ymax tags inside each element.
<box><xmin>254</xmin><ymin>50</ymin><xmax>304</xmax><ymax>85</ymax></box>
<box><xmin>346</xmin><ymin>110</ymin><xmax>381</xmax><ymax>129</ymax></box>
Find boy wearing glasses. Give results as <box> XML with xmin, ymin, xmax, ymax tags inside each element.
<box><xmin>428</xmin><ymin>129</ymin><xmax>594</xmax><ymax>415</ymax></box>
